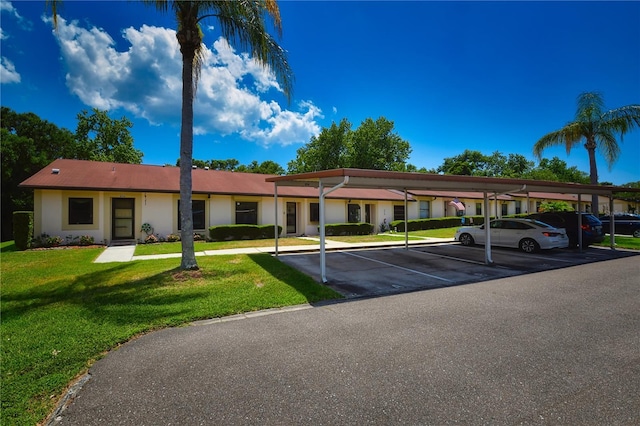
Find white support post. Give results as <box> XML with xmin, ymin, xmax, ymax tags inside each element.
<box><xmin>274</xmin><ymin>183</ymin><xmax>279</xmax><ymax>257</ymax></box>
<box><xmin>610</xmin><ymin>196</ymin><xmax>616</xmax><ymax>250</ymax></box>
<box><xmin>319</xmin><ymin>176</ymin><xmax>350</xmax><ymax>283</ymax></box>
<box><xmin>484</xmin><ymin>192</ymin><xmax>493</xmax><ymax>265</ymax></box>
<box><xmin>404</xmin><ymin>189</ymin><xmax>409</xmax><ymax>250</ymax></box>
<box><xmin>578</xmin><ymin>194</ymin><xmax>583</xmax><ymax>253</ymax></box>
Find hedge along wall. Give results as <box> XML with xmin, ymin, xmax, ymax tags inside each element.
<box><xmin>13</xmin><ymin>211</ymin><xmax>33</xmax><ymax>251</ymax></box>
<box><xmin>209</xmin><ymin>224</ymin><xmax>283</xmax><ymax>241</ymax></box>
<box><xmin>390</xmin><ymin>216</ymin><xmax>486</xmax><ymax>232</ymax></box>
<box><xmin>390</xmin><ymin>214</ymin><xmax>530</xmax><ymax>232</ymax></box>
<box><xmin>324</xmin><ymin>223</ymin><xmax>374</xmax><ymax>236</ymax></box>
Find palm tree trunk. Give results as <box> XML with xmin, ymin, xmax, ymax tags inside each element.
<box><xmin>585</xmin><ymin>140</ymin><xmax>599</xmax><ymax>214</ymax></box>
<box><xmin>179</xmin><ymin>44</ymin><xmax>198</xmax><ymax>270</ymax></box>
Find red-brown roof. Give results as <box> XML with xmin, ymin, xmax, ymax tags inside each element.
<box><xmin>19</xmin><ymin>159</ymin><xmax>411</xmax><ymax>201</ymax></box>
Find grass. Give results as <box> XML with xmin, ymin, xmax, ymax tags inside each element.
<box><xmin>594</xmin><ymin>235</ymin><xmax>640</xmax><ymax>250</ymax></box>
<box><xmin>1</xmin><ymin>244</ymin><xmax>340</xmax><ymax>425</ymax></box>
<box><xmin>325</xmin><ymin>234</ymin><xmax>424</xmax><ymax>243</ymax></box>
<box><xmin>407</xmin><ymin>227</ymin><xmax>458</xmax><ymax>238</ymax></box>
<box><xmin>135</xmin><ymin>237</ymin><xmax>317</xmax><ymax>256</ymax></box>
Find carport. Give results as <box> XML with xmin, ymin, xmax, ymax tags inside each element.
<box><xmin>267</xmin><ymin>169</ymin><xmax>638</xmax><ymax>283</ymax></box>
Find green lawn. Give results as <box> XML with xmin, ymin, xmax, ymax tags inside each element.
<box><xmin>408</xmin><ymin>227</ymin><xmax>458</xmax><ymax>238</ymax></box>
<box><xmin>1</xmin><ymin>243</ymin><xmax>340</xmax><ymax>425</ymax></box>
<box><xmin>594</xmin><ymin>235</ymin><xmax>640</xmax><ymax>250</ymax></box>
<box><xmin>135</xmin><ymin>237</ymin><xmax>318</xmax><ymax>256</ymax></box>
<box><xmin>326</xmin><ymin>234</ymin><xmax>424</xmax><ymax>243</ymax></box>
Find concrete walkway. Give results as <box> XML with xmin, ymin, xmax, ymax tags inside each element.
<box><xmin>93</xmin><ymin>236</ymin><xmax>454</xmax><ymax>263</ymax></box>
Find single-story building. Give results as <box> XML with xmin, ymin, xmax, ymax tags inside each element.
<box><xmin>19</xmin><ymin>159</ymin><xmax>636</xmax><ymax>245</ymax></box>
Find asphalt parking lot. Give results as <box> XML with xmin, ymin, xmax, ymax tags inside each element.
<box><xmin>278</xmin><ymin>242</ymin><xmax>640</xmax><ymax>298</ymax></box>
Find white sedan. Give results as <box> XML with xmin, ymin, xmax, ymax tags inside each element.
<box><xmin>454</xmin><ymin>218</ymin><xmax>569</xmax><ymax>253</ymax></box>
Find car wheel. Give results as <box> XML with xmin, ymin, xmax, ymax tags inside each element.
<box><xmin>459</xmin><ymin>233</ymin><xmax>474</xmax><ymax>246</ymax></box>
<box><xmin>519</xmin><ymin>238</ymin><xmax>539</xmax><ymax>253</ymax></box>
<box><xmin>633</xmin><ymin>229</ymin><xmax>640</xmax><ymax>238</ymax></box>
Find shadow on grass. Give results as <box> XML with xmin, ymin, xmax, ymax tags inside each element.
<box><xmin>1</xmin><ymin>241</ymin><xmax>17</xmax><ymax>253</ymax></box>
<box><xmin>247</xmin><ymin>253</ymin><xmax>343</xmax><ymax>302</ymax></box>
<box><xmin>1</xmin><ymin>263</ymin><xmax>213</xmax><ymax>325</ymax></box>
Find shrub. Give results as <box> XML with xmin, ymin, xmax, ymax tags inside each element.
<box><xmin>144</xmin><ymin>234</ymin><xmax>159</xmax><ymax>244</ymax></box>
<box><xmin>208</xmin><ymin>224</ymin><xmax>283</xmax><ymax>241</ymax></box>
<box><xmin>167</xmin><ymin>233</ymin><xmax>181</xmax><ymax>242</ymax></box>
<box><xmin>390</xmin><ymin>216</ymin><xmax>488</xmax><ymax>232</ymax></box>
<box><xmin>13</xmin><ymin>211</ymin><xmax>33</xmax><ymax>251</ymax></box>
<box><xmin>324</xmin><ymin>223</ymin><xmax>374</xmax><ymax>236</ymax></box>
<box><xmin>78</xmin><ymin>235</ymin><xmax>94</xmax><ymax>246</ymax></box>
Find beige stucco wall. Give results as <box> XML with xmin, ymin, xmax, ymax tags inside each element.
<box><xmin>34</xmin><ymin>189</ymin><xmax>635</xmax><ymax>243</ymax></box>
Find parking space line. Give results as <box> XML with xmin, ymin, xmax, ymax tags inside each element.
<box><xmin>341</xmin><ymin>251</ymin><xmax>453</xmax><ymax>282</ymax></box>
<box><xmin>407</xmin><ymin>248</ymin><xmax>511</xmax><ymax>270</ymax></box>
<box><xmin>453</xmin><ymin>245</ymin><xmax>575</xmax><ymax>263</ymax></box>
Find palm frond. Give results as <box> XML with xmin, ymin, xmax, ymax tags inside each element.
<box><xmin>601</xmin><ymin>104</ymin><xmax>640</xmax><ymax>137</ymax></box>
<box><xmin>575</xmin><ymin>91</ymin><xmax>605</xmax><ymax>123</ymax></box>
<box><xmin>595</xmin><ymin>131</ymin><xmax>621</xmax><ymax>168</ymax></box>
<box><xmin>533</xmin><ymin>122</ymin><xmax>583</xmax><ymax>159</ymax></box>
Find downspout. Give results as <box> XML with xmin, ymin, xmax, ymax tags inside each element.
<box><xmin>320</xmin><ymin>176</ymin><xmax>350</xmax><ymax>283</ymax></box>
<box><xmin>274</xmin><ymin>183</ymin><xmax>279</xmax><ymax>257</ymax></box>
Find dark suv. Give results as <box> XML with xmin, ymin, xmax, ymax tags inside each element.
<box><xmin>527</xmin><ymin>212</ymin><xmax>605</xmax><ymax>248</ymax></box>
<box><xmin>599</xmin><ymin>213</ymin><xmax>640</xmax><ymax>238</ymax></box>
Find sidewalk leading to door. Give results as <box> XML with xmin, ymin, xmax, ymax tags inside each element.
<box><xmin>94</xmin><ymin>244</ymin><xmax>136</xmax><ymax>263</ymax></box>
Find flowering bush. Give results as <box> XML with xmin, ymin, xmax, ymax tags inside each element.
<box><xmin>167</xmin><ymin>233</ymin><xmax>181</xmax><ymax>242</ymax></box>
<box><xmin>32</xmin><ymin>234</ymin><xmax>64</xmax><ymax>248</ymax></box>
<box><xmin>193</xmin><ymin>233</ymin><xmax>205</xmax><ymax>241</ymax></box>
<box><xmin>144</xmin><ymin>234</ymin><xmax>159</xmax><ymax>244</ymax></box>
<box><xmin>78</xmin><ymin>235</ymin><xmax>94</xmax><ymax>246</ymax></box>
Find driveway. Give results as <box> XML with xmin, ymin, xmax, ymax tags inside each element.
<box><xmin>52</xmin><ymin>256</ymin><xmax>639</xmax><ymax>425</ymax></box>
<box><xmin>278</xmin><ymin>243</ymin><xmax>639</xmax><ymax>298</ymax></box>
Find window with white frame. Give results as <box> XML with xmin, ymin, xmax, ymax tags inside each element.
<box><xmin>419</xmin><ymin>200</ymin><xmax>430</xmax><ymax>219</ymax></box>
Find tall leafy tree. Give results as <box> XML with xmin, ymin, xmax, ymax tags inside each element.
<box><xmin>347</xmin><ymin>117</ymin><xmax>411</xmax><ymax>171</ymax></box>
<box><xmin>533</xmin><ymin>92</ymin><xmax>640</xmax><ymax>213</ymax></box>
<box><xmin>75</xmin><ymin>109</ymin><xmax>143</xmax><ymax>164</ymax></box>
<box><xmin>1</xmin><ymin>107</ymin><xmax>76</xmax><ymax>241</ymax></box>
<box><xmin>287</xmin><ymin>118</ymin><xmax>351</xmax><ymax>173</ymax></box>
<box><xmin>48</xmin><ymin>1</ymin><xmax>293</xmax><ymax>270</ymax></box>
<box><xmin>287</xmin><ymin>117</ymin><xmax>411</xmax><ymax>173</ymax></box>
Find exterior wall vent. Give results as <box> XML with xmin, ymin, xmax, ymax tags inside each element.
<box><xmin>52</xmin><ymin>168</ymin><xmax>60</xmax><ymax>174</ymax></box>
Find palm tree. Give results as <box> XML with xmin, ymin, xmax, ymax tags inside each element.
<box><xmin>533</xmin><ymin>92</ymin><xmax>640</xmax><ymax>214</ymax></box>
<box><xmin>47</xmin><ymin>1</ymin><xmax>293</xmax><ymax>270</ymax></box>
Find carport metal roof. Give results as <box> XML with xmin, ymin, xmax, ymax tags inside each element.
<box><xmin>266</xmin><ymin>168</ymin><xmax>633</xmax><ymax>196</ymax></box>
<box><xmin>267</xmin><ymin>169</ymin><xmax>640</xmax><ymax>282</ymax></box>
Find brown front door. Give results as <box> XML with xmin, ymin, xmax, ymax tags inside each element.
<box><xmin>112</xmin><ymin>198</ymin><xmax>135</xmax><ymax>240</ymax></box>
<box><xmin>286</xmin><ymin>202</ymin><xmax>296</xmax><ymax>234</ymax></box>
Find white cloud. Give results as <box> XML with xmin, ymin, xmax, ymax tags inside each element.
<box><xmin>0</xmin><ymin>56</ymin><xmax>20</xmax><ymax>84</ymax></box>
<box><xmin>45</xmin><ymin>15</ymin><xmax>321</xmax><ymax>146</ymax></box>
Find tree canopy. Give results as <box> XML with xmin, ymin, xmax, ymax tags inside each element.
<box><xmin>0</xmin><ymin>106</ymin><xmax>142</xmax><ymax>241</ymax></box>
<box><xmin>75</xmin><ymin>109</ymin><xmax>143</xmax><ymax>164</ymax></box>
<box><xmin>287</xmin><ymin>117</ymin><xmax>411</xmax><ymax>173</ymax></box>
<box><xmin>186</xmin><ymin>158</ymin><xmax>285</xmax><ymax>175</ymax></box>
<box><xmin>434</xmin><ymin>149</ymin><xmax>590</xmax><ymax>184</ymax></box>
<box><xmin>533</xmin><ymin>92</ymin><xmax>640</xmax><ymax>213</ymax></box>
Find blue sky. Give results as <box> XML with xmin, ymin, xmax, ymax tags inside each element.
<box><xmin>2</xmin><ymin>0</ymin><xmax>639</xmax><ymax>184</ymax></box>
